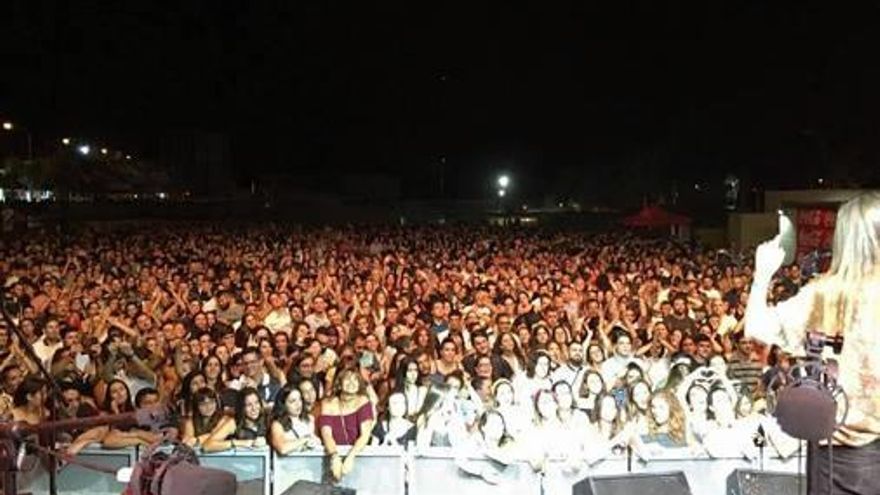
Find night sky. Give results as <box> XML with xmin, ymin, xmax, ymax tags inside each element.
<box><xmin>3</xmin><ymin>2</ymin><xmax>880</xmax><ymax>199</ymax></box>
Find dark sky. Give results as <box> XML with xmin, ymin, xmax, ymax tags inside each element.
<box><xmin>3</xmin><ymin>2</ymin><xmax>880</xmax><ymax>198</ymax></box>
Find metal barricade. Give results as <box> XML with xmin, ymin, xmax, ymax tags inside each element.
<box><xmin>19</xmin><ymin>444</ymin><xmax>137</xmax><ymax>495</ymax></box>
<box><xmin>272</xmin><ymin>446</ymin><xmax>406</xmax><ymax>495</ymax></box>
<box><xmin>197</xmin><ymin>447</ymin><xmax>272</xmax><ymax>495</ymax></box>
<box><xmin>411</xmin><ymin>447</ymin><xmax>541</xmax><ymax>495</ymax></box>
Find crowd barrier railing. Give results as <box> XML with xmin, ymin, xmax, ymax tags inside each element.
<box><xmin>409</xmin><ymin>446</ymin><xmax>540</xmax><ymax>495</ymax></box>
<box><xmin>20</xmin><ymin>442</ymin><xmax>807</xmax><ymax>495</ymax></box>
<box><xmin>18</xmin><ymin>444</ymin><xmax>137</xmax><ymax>495</ymax></box>
<box><xmin>196</xmin><ymin>446</ymin><xmax>273</xmax><ymax>495</ymax></box>
<box><xmin>273</xmin><ymin>446</ymin><xmax>406</xmax><ymax>495</ymax></box>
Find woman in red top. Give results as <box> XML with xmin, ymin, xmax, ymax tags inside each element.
<box><xmin>317</xmin><ymin>366</ymin><xmax>375</xmax><ymax>482</ymax></box>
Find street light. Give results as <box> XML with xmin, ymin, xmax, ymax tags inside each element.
<box><xmin>78</xmin><ymin>145</ymin><xmax>91</xmax><ymax>156</ymax></box>
<box><xmin>100</xmin><ymin>147</ymin><xmax>108</xmax><ymax>155</ymax></box>
<box><xmin>498</xmin><ymin>175</ymin><xmax>510</xmax><ymax>189</ymax></box>
<box><xmin>2</xmin><ymin>122</ymin><xmax>13</xmax><ymax>131</ymax></box>
<box><xmin>498</xmin><ymin>189</ymin><xmax>506</xmax><ymax>198</ymax></box>
<box><xmin>62</xmin><ymin>137</ymin><xmax>71</xmax><ymax>145</ymax></box>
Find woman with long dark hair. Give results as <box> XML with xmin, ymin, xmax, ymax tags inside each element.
<box><xmin>181</xmin><ymin>388</ymin><xmax>224</xmax><ymax>448</ymax></box>
<box><xmin>101</xmin><ymin>379</ymin><xmax>158</xmax><ymax>448</ymax></box>
<box><xmin>270</xmin><ymin>385</ymin><xmax>320</xmax><ymax>454</ymax></box>
<box><xmin>202</xmin><ymin>387</ymin><xmax>268</xmax><ymax>452</ymax></box>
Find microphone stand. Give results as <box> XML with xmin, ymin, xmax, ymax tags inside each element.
<box><xmin>0</xmin><ymin>286</ymin><xmax>64</xmax><ymax>495</ymax></box>
<box><xmin>753</xmin><ymin>425</ymin><xmax>766</xmax><ymax>472</ymax></box>
<box><xmin>0</xmin><ymin>408</ymin><xmax>168</xmax><ymax>495</ymax></box>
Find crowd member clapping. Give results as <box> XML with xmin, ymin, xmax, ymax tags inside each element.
<box><xmin>0</xmin><ymin>225</ymin><xmax>807</xmax><ymax>473</ymax></box>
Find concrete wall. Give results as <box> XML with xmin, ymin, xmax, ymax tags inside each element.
<box><xmin>763</xmin><ymin>189</ymin><xmax>871</xmax><ymax>213</ymax></box>
<box><xmin>728</xmin><ymin>212</ymin><xmax>777</xmax><ymax>250</ymax></box>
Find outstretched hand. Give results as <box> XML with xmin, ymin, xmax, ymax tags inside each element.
<box><xmin>754</xmin><ymin>235</ymin><xmax>786</xmax><ymax>282</ymax></box>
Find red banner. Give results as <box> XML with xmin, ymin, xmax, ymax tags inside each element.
<box><xmin>796</xmin><ymin>208</ymin><xmax>837</xmax><ymax>260</ymax></box>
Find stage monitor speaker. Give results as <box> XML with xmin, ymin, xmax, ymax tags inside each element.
<box><xmin>572</xmin><ymin>471</ymin><xmax>691</xmax><ymax>495</ymax></box>
<box><xmin>278</xmin><ymin>480</ymin><xmax>357</xmax><ymax>495</ymax></box>
<box><xmin>726</xmin><ymin>469</ymin><xmax>806</xmax><ymax>495</ymax></box>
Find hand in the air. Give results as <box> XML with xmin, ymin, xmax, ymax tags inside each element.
<box><xmin>755</xmin><ymin>235</ymin><xmax>786</xmax><ymax>282</ymax></box>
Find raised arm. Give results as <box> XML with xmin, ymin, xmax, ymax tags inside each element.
<box><xmin>744</xmin><ymin>236</ymin><xmax>813</xmax><ymax>353</ymax></box>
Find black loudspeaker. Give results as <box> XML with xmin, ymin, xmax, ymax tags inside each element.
<box><xmin>278</xmin><ymin>480</ymin><xmax>357</xmax><ymax>495</ymax></box>
<box><xmin>572</xmin><ymin>471</ymin><xmax>691</xmax><ymax>495</ymax></box>
<box><xmin>726</xmin><ymin>469</ymin><xmax>806</xmax><ymax>495</ymax></box>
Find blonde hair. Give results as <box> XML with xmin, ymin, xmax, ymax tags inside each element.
<box><xmin>807</xmin><ymin>192</ymin><xmax>880</xmax><ymax>334</ymax></box>
<box><xmin>648</xmin><ymin>389</ymin><xmax>687</xmax><ymax>446</ymax></box>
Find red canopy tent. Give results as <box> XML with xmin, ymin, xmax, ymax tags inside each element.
<box><xmin>621</xmin><ymin>205</ymin><xmax>691</xmax><ymax>228</ymax></box>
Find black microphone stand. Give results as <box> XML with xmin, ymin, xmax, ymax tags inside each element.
<box><xmin>753</xmin><ymin>424</ymin><xmax>766</xmax><ymax>471</ymax></box>
<box><xmin>0</xmin><ymin>286</ymin><xmax>64</xmax><ymax>495</ymax></box>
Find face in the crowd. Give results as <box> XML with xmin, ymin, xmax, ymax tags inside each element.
<box><xmin>340</xmin><ymin>371</ymin><xmax>360</xmax><ymax>396</ymax></box>
<box><xmin>298</xmin><ymin>380</ymin><xmax>317</xmax><ymax>407</ymax></box>
<box><xmin>189</xmin><ymin>374</ymin><xmax>207</xmax><ymax>394</ymax></box>
<box><xmin>535</xmin><ymin>390</ymin><xmax>558</xmax><ymax>420</ymax></box>
<box><xmin>631</xmin><ymin>382</ymin><xmax>651</xmax><ymax>410</ymax></box>
<box><xmin>481</xmin><ymin>412</ymin><xmax>505</xmax><ymax>444</ymax></box>
<box><xmin>284</xmin><ymin>389</ymin><xmax>304</xmax><ymax>418</ymax></box>
<box><xmin>139</xmin><ymin>392</ymin><xmax>160</xmax><ymax>408</ymax></box>
<box><xmin>615</xmin><ymin>335</ymin><xmax>632</xmax><ymax>357</ymax></box>
<box><xmin>44</xmin><ymin>320</ymin><xmax>61</xmax><ymax>341</ymax></box>
<box><xmin>26</xmin><ymin>384</ymin><xmax>46</xmax><ymax>408</ymax></box>
<box><xmin>499</xmin><ymin>333</ymin><xmax>516</xmax><ymax>353</ymax></box>
<box><xmin>197</xmin><ymin>396</ymin><xmax>218</xmax><ymax>419</ymax></box>
<box><xmin>405</xmin><ymin>362</ymin><xmax>419</xmax><ymax>385</ymax></box>
<box><xmin>585</xmin><ymin>372</ymin><xmax>605</xmax><ymax>396</ymax></box>
<box><xmin>440</xmin><ymin>341</ymin><xmax>457</xmax><ymax>363</ymax></box>
<box><xmin>215</xmin><ymin>345</ymin><xmax>230</xmax><ymax>364</ymax></box>
<box><xmin>297</xmin><ymin>357</ymin><xmax>315</xmax><ymax>378</ymax></box>
<box><xmin>242</xmin><ymin>352</ymin><xmax>263</xmax><ymax>379</ymax></box>
<box><xmin>680</xmin><ymin>337</ymin><xmax>696</xmax><ymax>356</ymax></box>
<box><xmin>204</xmin><ymin>356</ymin><xmax>222</xmax><ymax>380</ymax></box>
<box><xmin>473</xmin><ymin>335</ymin><xmax>490</xmax><ymax>356</ymax></box>
<box><xmin>243</xmin><ymin>393</ymin><xmax>262</xmax><ymax>421</ymax></box>
<box><xmin>568</xmin><ymin>343</ymin><xmax>584</xmax><ymax>365</ymax></box>
<box><xmin>735</xmin><ymin>393</ymin><xmax>754</xmax><ymax>418</ymax></box>
<box><xmin>494</xmin><ymin>382</ymin><xmax>514</xmax><ymax>407</ymax></box>
<box><xmin>588</xmin><ymin>345</ymin><xmax>605</xmax><ymax>365</ymax></box>
<box><xmin>388</xmin><ymin>392</ymin><xmax>407</xmax><ymax>419</ymax></box>
<box><xmin>624</xmin><ymin>366</ymin><xmax>643</xmax><ymax>385</ymax></box>
<box><xmin>416</xmin><ymin>353</ymin><xmax>433</xmax><ymax>376</ymax></box>
<box><xmin>109</xmin><ymin>381</ymin><xmax>129</xmax><ymax>409</ymax></box>
<box><xmin>534</xmin><ymin>355</ymin><xmax>551</xmax><ymax>379</ymax></box>
<box><xmin>554</xmin><ymin>383</ymin><xmax>574</xmax><ymax>410</ymax></box>
<box><xmin>475</xmin><ymin>356</ymin><xmax>493</xmax><ymax>379</ymax></box>
<box><xmin>650</xmin><ymin>396</ymin><xmax>671</xmax><ymax>425</ymax></box>
<box><xmin>696</xmin><ymin>339</ymin><xmax>713</xmax><ymax>359</ymax></box>
<box><xmin>672</xmin><ymin>298</ymin><xmax>688</xmax><ymax>316</ymax></box>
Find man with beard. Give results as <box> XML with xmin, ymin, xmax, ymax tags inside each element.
<box><xmin>663</xmin><ymin>294</ymin><xmax>697</xmax><ymax>335</ymax></box>
<box><xmin>551</xmin><ymin>341</ymin><xmax>586</xmax><ymax>388</ymax></box>
<box><xmin>215</xmin><ymin>290</ymin><xmax>244</xmax><ymax>326</ymax></box>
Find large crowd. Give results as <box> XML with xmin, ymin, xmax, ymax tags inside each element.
<box><xmin>0</xmin><ymin>225</ymin><xmax>807</xmax><ymax>482</ymax></box>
